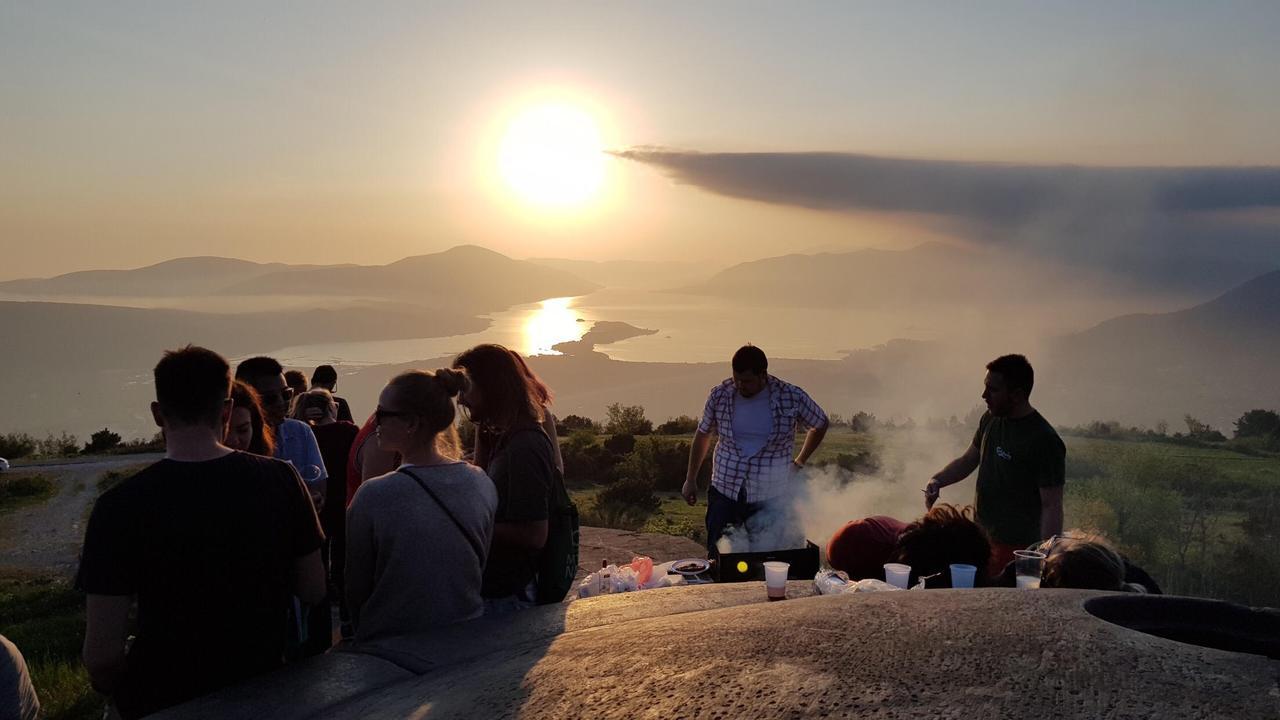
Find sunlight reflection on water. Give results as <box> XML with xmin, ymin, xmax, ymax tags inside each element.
<box><xmin>522</xmin><ymin>297</ymin><xmax>586</xmax><ymax>355</ymax></box>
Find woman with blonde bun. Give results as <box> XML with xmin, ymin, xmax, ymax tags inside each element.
<box><xmin>344</xmin><ymin>368</ymin><xmax>497</xmax><ymax>641</ymax></box>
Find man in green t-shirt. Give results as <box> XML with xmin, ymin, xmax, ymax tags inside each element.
<box><xmin>924</xmin><ymin>354</ymin><xmax>1065</xmax><ymax>576</ymax></box>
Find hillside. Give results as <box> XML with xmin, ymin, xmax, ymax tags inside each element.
<box><xmin>1043</xmin><ymin>269</ymin><xmax>1280</xmax><ymax>426</ymax></box>
<box><xmin>0</xmin><ymin>257</ymin><xmax>327</xmax><ymax>297</ymax></box>
<box><xmin>217</xmin><ymin>245</ymin><xmax>601</xmax><ymax>311</ymax></box>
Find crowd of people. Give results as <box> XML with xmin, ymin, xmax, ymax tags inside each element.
<box><xmin>0</xmin><ymin>343</ymin><xmax>1152</xmax><ymax>719</ymax></box>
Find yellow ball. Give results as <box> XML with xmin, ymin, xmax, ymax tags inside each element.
<box><xmin>737</xmin><ymin>561</ymin><xmax>748</xmax><ymax>574</ymax></box>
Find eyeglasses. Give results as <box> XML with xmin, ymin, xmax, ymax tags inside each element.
<box><xmin>374</xmin><ymin>408</ymin><xmax>415</xmax><ymax>424</ymax></box>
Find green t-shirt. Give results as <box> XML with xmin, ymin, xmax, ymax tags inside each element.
<box><xmin>972</xmin><ymin>410</ymin><xmax>1066</xmax><ymax>546</ymax></box>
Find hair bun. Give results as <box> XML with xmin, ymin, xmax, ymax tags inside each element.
<box><xmin>434</xmin><ymin>367</ymin><xmax>470</xmax><ymax>398</ymax></box>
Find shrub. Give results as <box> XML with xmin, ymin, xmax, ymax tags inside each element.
<box><xmin>83</xmin><ymin>428</ymin><xmax>122</xmax><ymax>455</ymax></box>
<box><xmin>850</xmin><ymin>412</ymin><xmax>877</xmax><ymax>433</ymax></box>
<box><xmin>603</xmin><ymin>433</ymin><xmax>636</xmax><ymax>456</ymax></box>
<box><xmin>558</xmin><ymin>415</ymin><xmax>601</xmax><ymax>434</ymax></box>
<box><xmin>0</xmin><ymin>433</ymin><xmax>37</xmax><ymax>459</ymax></box>
<box><xmin>654</xmin><ymin>415</ymin><xmax>699</xmax><ymax>435</ymax></box>
<box><xmin>1233</xmin><ymin>409</ymin><xmax>1280</xmax><ymax>440</ymax></box>
<box><xmin>36</xmin><ymin>433</ymin><xmax>79</xmax><ymax>458</ymax></box>
<box><xmin>583</xmin><ymin>476</ymin><xmax>660</xmax><ymax>530</ymax></box>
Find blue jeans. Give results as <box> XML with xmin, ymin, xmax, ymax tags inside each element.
<box><xmin>705</xmin><ymin>485</ymin><xmax>768</xmax><ymax>554</ymax></box>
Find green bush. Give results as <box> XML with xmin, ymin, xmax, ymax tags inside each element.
<box><xmin>0</xmin><ymin>474</ymin><xmax>56</xmax><ymax>512</ymax></box>
<box><xmin>604</xmin><ymin>404</ymin><xmax>652</xmax><ymax>436</ymax></box>
<box><xmin>0</xmin><ymin>432</ymin><xmax>38</xmax><ymax>459</ymax></box>
<box><xmin>583</xmin><ymin>475</ymin><xmax>660</xmax><ymax>530</ymax></box>
<box><xmin>83</xmin><ymin>428</ymin><xmax>122</xmax><ymax>455</ymax></box>
<box><xmin>654</xmin><ymin>415</ymin><xmax>698</xmax><ymax>435</ymax></box>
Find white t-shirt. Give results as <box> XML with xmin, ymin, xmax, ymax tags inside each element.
<box><xmin>733</xmin><ymin>387</ymin><xmax>772</xmax><ymax>458</ymax></box>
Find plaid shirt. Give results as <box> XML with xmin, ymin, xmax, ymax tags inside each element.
<box><xmin>697</xmin><ymin>376</ymin><xmax>828</xmax><ymax>503</ymax></box>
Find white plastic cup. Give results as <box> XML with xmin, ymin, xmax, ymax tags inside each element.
<box><xmin>763</xmin><ymin>561</ymin><xmax>790</xmax><ymax>600</ymax></box>
<box><xmin>1014</xmin><ymin>550</ymin><xmax>1046</xmax><ymax>589</ymax></box>
<box><xmin>883</xmin><ymin>563</ymin><xmax>911</xmax><ymax>589</ymax></box>
<box><xmin>949</xmin><ymin>563</ymin><xmax>977</xmax><ymax>589</ymax></box>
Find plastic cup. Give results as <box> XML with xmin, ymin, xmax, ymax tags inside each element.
<box><xmin>884</xmin><ymin>563</ymin><xmax>911</xmax><ymax>589</ymax></box>
<box><xmin>763</xmin><ymin>561</ymin><xmax>790</xmax><ymax>601</ymax></box>
<box><xmin>949</xmin><ymin>563</ymin><xmax>977</xmax><ymax>589</ymax></box>
<box><xmin>1014</xmin><ymin>550</ymin><xmax>1046</xmax><ymax>589</ymax></box>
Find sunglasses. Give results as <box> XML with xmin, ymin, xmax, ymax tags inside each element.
<box><xmin>259</xmin><ymin>387</ymin><xmax>295</xmax><ymax>404</ymax></box>
<box><xmin>374</xmin><ymin>408</ymin><xmax>416</xmax><ymax>424</ymax></box>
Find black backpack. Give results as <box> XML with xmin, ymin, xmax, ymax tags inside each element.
<box><xmin>495</xmin><ymin>426</ymin><xmax>580</xmax><ymax>605</ymax></box>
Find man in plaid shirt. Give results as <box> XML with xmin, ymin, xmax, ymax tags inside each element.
<box><xmin>682</xmin><ymin>345</ymin><xmax>829</xmax><ymax>553</ymax></box>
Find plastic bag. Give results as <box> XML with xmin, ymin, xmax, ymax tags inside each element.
<box><xmin>847</xmin><ymin>578</ymin><xmax>902</xmax><ymax>593</ymax></box>
<box><xmin>628</xmin><ymin>556</ymin><xmax>654</xmax><ymax>586</ymax></box>
<box><xmin>814</xmin><ymin>570</ymin><xmax>851</xmax><ymax>595</ymax></box>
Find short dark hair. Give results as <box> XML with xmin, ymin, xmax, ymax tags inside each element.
<box><xmin>732</xmin><ymin>344</ymin><xmax>768</xmax><ymax>375</ymax></box>
<box><xmin>986</xmin><ymin>354</ymin><xmax>1034</xmax><ymax>395</ymax></box>
<box><xmin>892</xmin><ymin>504</ymin><xmax>992</xmax><ymax>588</ymax></box>
<box><xmin>235</xmin><ymin>356</ymin><xmax>283</xmax><ymax>384</ymax></box>
<box><xmin>155</xmin><ymin>345</ymin><xmax>231</xmax><ymax>427</ymax></box>
<box><xmin>311</xmin><ymin>364</ymin><xmax>338</xmax><ymax>386</ymax></box>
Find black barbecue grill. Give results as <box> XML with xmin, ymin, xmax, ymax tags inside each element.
<box><xmin>710</xmin><ymin>540</ymin><xmax>820</xmax><ymax>582</ymax></box>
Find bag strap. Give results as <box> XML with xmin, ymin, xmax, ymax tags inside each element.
<box><xmin>399</xmin><ymin>467</ymin><xmax>486</xmax><ymax>565</ymax></box>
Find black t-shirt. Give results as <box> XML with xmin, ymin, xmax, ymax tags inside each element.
<box><xmin>972</xmin><ymin>410</ymin><xmax>1066</xmax><ymax>546</ymax></box>
<box><xmin>334</xmin><ymin>395</ymin><xmax>354</xmax><ymax>424</ymax></box>
<box><xmin>481</xmin><ymin>426</ymin><xmax>554</xmax><ymax>599</ymax></box>
<box><xmin>76</xmin><ymin>452</ymin><xmax>324</xmax><ymax>719</ymax></box>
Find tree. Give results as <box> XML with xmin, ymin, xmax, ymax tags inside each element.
<box><xmin>850</xmin><ymin>412</ymin><xmax>877</xmax><ymax>433</ymax></box>
<box><xmin>1233</xmin><ymin>409</ymin><xmax>1280</xmax><ymax>439</ymax></box>
<box><xmin>84</xmin><ymin>428</ymin><xmax>122</xmax><ymax>454</ymax></box>
<box><xmin>603</xmin><ymin>433</ymin><xmax>636</xmax><ymax>456</ymax></box>
<box><xmin>605</xmin><ymin>404</ymin><xmax>653</xmax><ymax>436</ymax></box>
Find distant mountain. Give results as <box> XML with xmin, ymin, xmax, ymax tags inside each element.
<box><xmin>527</xmin><ymin>257</ymin><xmax>715</xmax><ymax>289</ymax></box>
<box><xmin>0</xmin><ymin>256</ymin><xmax>331</xmax><ymax>297</ymax></box>
<box><xmin>217</xmin><ymin>245</ymin><xmax>601</xmax><ymax>311</ymax></box>
<box><xmin>1043</xmin><ymin>270</ymin><xmax>1280</xmax><ymax>427</ymax></box>
<box><xmin>679</xmin><ymin>243</ymin><xmax>1082</xmax><ymax>307</ymax></box>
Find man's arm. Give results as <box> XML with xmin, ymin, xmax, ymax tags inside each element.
<box><xmin>682</xmin><ymin>429</ymin><xmax>714</xmax><ymax>505</ymax></box>
<box><xmin>1039</xmin><ymin>485</ymin><xmax>1064</xmax><ymax>539</ymax></box>
<box><xmin>794</xmin><ymin>421</ymin><xmax>828</xmax><ymax>466</ymax></box>
<box><xmin>83</xmin><ymin>594</ymin><xmax>131</xmax><ymax>694</ymax></box>
<box><xmin>925</xmin><ymin>443</ymin><xmax>981</xmax><ymax>509</ymax></box>
<box><xmin>292</xmin><ymin>548</ymin><xmax>326</xmax><ymax>605</ymax></box>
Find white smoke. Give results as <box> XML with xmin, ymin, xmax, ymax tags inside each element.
<box><xmin>717</xmin><ymin>424</ymin><xmax>977</xmax><ymax>555</ymax></box>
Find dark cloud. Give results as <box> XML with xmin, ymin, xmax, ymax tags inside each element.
<box><xmin>613</xmin><ymin>148</ymin><xmax>1280</xmax><ymax>291</ymax></box>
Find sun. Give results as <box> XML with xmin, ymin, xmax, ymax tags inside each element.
<box><xmin>497</xmin><ymin>102</ymin><xmax>606</xmax><ymax>210</ymax></box>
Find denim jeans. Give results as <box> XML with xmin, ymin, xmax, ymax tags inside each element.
<box><xmin>705</xmin><ymin>485</ymin><xmax>768</xmax><ymax>554</ymax></box>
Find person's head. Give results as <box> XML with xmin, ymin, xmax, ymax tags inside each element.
<box><xmin>1041</xmin><ymin>533</ymin><xmax>1140</xmax><ymax>592</ymax></box>
<box><xmin>310</xmin><ymin>364</ymin><xmax>338</xmax><ymax>391</ymax></box>
<box><xmin>151</xmin><ymin>346</ymin><xmax>233</xmax><ymax>435</ymax></box>
<box><xmin>235</xmin><ymin>356</ymin><xmax>291</xmax><ymax>426</ymax></box>
<box><xmin>284</xmin><ymin>370</ymin><xmax>308</xmax><ymax>397</ymax></box>
<box><xmin>227</xmin><ymin>380</ymin><xmax>275</xmax><ymax>456</ymax></box>
<box><xmin>452</xmin><ymin>344</ymin><xmax>545</xmax><ymax>429</ymax></box>
<box><xmin>373</xmin><ymin>369</ymin><xmax>470</xmax><ymax>457</ymax></box>
<box><xmin>982</xmin><ymin>354</ymin><xmax>1034</xmax><ymax>417</ymax></box>
<box><xmin>292</xmin><ymin>388</ymin><xmax>337</xmax><ymax>426</ymax></box>
<box><xmin>731</xmin><ymin>344</ymin><xmax>769</xmax><ymax>398</ymax></box>
<box><xmin>892</xmin><ymin>504</ymin><xmax>993</xmax><ymax>588</ymax></box>
<box><xmin>826</xmin><ymin>516</ymin><xmax>907</xmax><ymax>580</ymax></box>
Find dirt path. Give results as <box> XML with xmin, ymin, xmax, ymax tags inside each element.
<box><xmin>0</xmin><ymin>454</ymin><xmax>161</xmax><ymax>575</ymax></box>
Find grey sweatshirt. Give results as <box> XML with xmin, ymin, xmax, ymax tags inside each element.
<box><xmin>345</xmin><ymin>462</ymin><xmax>497</xmax><ymax>641</ymax></box>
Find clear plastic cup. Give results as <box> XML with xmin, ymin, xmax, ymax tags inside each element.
<box><xmin>949</xmin><ymin>563</ymin><xmax>977</xmax><ymax>589</ymax></box>
<box><xmin>883</xmin><ymin>563</ymin><xmax>911</xmax><ymax>589</ymax></box>
<box><xmin>1014</xmin><ymin>550</ymin><xmax>1046</xmax><ymax>589</ymax></box>
<box><xmin>763</xmin><ymin>561</ymin><xmax>790</xmax><ymax>601</ymax></box>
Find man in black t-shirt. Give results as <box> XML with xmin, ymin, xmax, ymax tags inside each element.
<box><xmin>924</xmin><ymin>354</ymin><xmax>1066</xmax><ymax>576</ymax></box>
<box><xmin>78</xmin><ymin>346</ymin><xmax>325</xmax><ymax>719</ymax></box>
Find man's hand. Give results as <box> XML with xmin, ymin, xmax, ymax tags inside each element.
<box><xmin>923</xmin><ymin>480</ymin><xmax>941</xmax><ymax>510</ymax></box>
<box><xmin>681</xmin><ymin>478</ymin><xmax>698</xmax><ymax>506</ymax></box>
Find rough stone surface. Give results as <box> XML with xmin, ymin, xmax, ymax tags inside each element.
<box><xmin>158</xmin><ymin>586</ymin><xmax>1280</xmax><ymax>719</ymax></box>
<box><xmin>574</xmin><ymin>526</ymin><xmax>706</xmax><ymax>581</ymax></box>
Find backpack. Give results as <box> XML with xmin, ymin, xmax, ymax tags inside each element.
<box><xmin>496</xmin><ymin>425</ymin><xmax>580</xmax><ymax>605</ymax></box>
<box><xmin>536</xmin><ymin>462</ymin><xmax>580</xmax><ymax>604</ymax></box>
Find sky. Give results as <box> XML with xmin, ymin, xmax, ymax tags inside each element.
<box><xmin>2</xmin><ymin>1</ymin><xmax>1279</xmax><ymax>280</ymax></box>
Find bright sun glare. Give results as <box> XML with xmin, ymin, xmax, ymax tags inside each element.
<box><xmin>497</xmin><ymin>103</ymin><xmax>606</xmax><ymax>210</ymax></box>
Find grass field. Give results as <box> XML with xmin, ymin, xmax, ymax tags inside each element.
<box><xmin>0</xmin><ymin>569</ymin><xmax>100</xmax><ymax>720</ymax></box>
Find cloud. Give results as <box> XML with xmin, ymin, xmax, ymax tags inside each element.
<box><xmin>613</xmin><ymin>148</ymin><xmax>1280</xmax><ymax>290</ymax></box>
